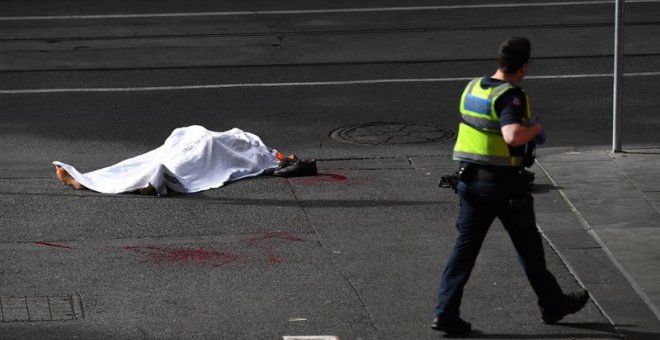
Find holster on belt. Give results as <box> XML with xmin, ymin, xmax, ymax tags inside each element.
<box><xmin>439</xmin><ymin>163</ymin><xmax>535</xmax><ymax>194</ymax></box>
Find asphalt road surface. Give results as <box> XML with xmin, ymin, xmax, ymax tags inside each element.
<box><xmin>1</xmin><ymin>0</ymin><xmax>660</xmax><ymax>339</ymax></box>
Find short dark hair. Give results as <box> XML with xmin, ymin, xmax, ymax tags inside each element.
<box><xmin>498</xmin><ymin>37</ymin><xmax>531</xmax><ymax>74</ymax></box>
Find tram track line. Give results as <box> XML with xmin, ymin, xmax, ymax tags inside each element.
<box><xmin>3</xmin><ymin>21</ymin><xmax>660</xmax><ymax>43</ymax></box>
<box><xmin>2</xmin><ymin>71</ymin><xmax>660</xmax><ymax>94</ymax></box>
<box><xmin>1</xmin><ymin>0</ymin><xmax>659</xmax><ymax>21</ymax></box>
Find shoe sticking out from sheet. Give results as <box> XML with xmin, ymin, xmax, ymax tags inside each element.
<box><xmin>272</xmin><ymin>154</ymin><xmax>318</xmax><ymax>178</ymax></box>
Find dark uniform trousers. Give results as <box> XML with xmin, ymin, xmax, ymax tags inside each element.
<box><xmin>435</xmin><ymin>165</ymin><xmax>565</xmax><ymax>320</ymax></box>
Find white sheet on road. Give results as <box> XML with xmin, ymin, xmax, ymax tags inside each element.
<box><xmin>53</xmin><ymin>125</ymin><xmax>280</xmax><ymax>195</ymax></box>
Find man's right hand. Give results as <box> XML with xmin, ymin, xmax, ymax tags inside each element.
<box><xmin>533</xmin><ymin>129</ymin><xmax>546</xmax><ymax>145</ymax></box>
<box><xmin>501</xmin><ymin>123</ymin><xmax>544</xmax><ymax>147</ymax></box>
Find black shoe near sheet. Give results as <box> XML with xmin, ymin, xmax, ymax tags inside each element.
<box><xmin>431</xmin><ymin>317</ymin><xmax>472</xmax><ymax>336</ymax></box>
<box><xmin>542</xmin><ymin>289</ymin><xmax>589</xmax><ymax>324</ymax></box>
<box><xmin>273</xmin><ymin>159</ymin><xmax>317</xmax><ymax>177</ymax></box>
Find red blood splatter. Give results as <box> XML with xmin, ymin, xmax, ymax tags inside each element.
<box><xmin>327</xmin><ymin>174</ymin><xmax>347</xmax><ymax>181</ymax></box>
<box><xmin>123</xmin><ymin>245</ymin><xmax>160</xmax><ymax>251</ymax></box>
<box><xmin>124</xmin><ymin>246</ymin><xmax>237</xmax><ymax>267</ymax></box>
<box><xmin>247</xmin><ymin>232</ymin><xmax>304</xmax><ymax>242</ymax></box>
<box><xmin>267</xmin><ymin>255</ymin><xmax>284</xmax><ymax>264</ymax></box>
<box><xmin>245</xmin><ymin>233</ymin><xmax>302</xmax><ymax>265</ymax></box>
<box><xmin>289</xmin><ymin>173</ymin><xmax>348</xmax><ymax>184</ymax></box>
<box><xmin>33</xmin><ymin>241</ymin><xmax>73</xmax><ymax>249</ymax></box>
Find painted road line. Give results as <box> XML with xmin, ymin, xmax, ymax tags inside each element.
<box><xmin>1</xmin><ymin>0</ymin><xmax>659</xmax><ymax>21</ymax></box>
<box><xmin>0</xmin><ymin>77</ymin><xmax>469</xmax><ymax>94</ymax></box>
<box><xmin>2</xmin><ymin>72</ymin><xmax>660</xmax><ymax>95</ymax></box>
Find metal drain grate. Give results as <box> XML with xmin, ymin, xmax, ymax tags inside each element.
<box><xmin>330</xmin><ymin>122</ymin><xmax>455</xmax><ymax>145</ymax></box>
<box><xmin>0</xmin><ymin>295</ymin><xmax>84</xmax><ymax>322</ymax></box>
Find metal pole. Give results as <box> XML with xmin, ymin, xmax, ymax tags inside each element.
<box><xmin>612</xmin><ymin>0</ymin><xmax>624</xmax><ymax>152</ymax></box>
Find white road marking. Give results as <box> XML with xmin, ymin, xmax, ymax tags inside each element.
<box><xmin>288</xmin><ymin>317</ymin><xmax>308</xmax><ymax>322</ymax></box>
<box><xmin>1</xmin><ymin>72</ymin><xmax>659</xmax><ymax>95</ymax></box>
<box><xmin>0</xmin><ymin>0</ymin><xmax>658</xmax><ymax>21</ymax></box>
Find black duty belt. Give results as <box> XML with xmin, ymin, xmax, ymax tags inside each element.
<box><xmin>440</xmin><ymin>164</ymin><xmax>534</xmax><ymax>193</ymax></box>
<box><xmin>460</xmin><ymin>163</ymin><xmax>524</xmax><ymax>182</ymax></box>
<box><xmin>470</xmin><ymin>165</ymin><xmax>535</xmax><ymax>190</ymax></box>
<box><xmin>475</xmin><ymin>167</ymin><xmax>522</xmax><ymax>181</ymax></box>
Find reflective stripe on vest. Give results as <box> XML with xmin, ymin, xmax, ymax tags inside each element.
<box><xmin>453</xmin><ymin>77</ymin><xmax>530</xmax><ymax>167</ymax></box>
<box><xmin>453</xmin><ymin>151</ymin><xmax>521</xmax><ymax>167</ymax></box>
<box><xmin>453</xmin><ymin>123</ymin><xmax>523</xmax><ymax>167</ymax></box>
<box><xmin>460</xmin><ymin>78</ymin><xmax>516</xmax><ymax>133</ymax></box>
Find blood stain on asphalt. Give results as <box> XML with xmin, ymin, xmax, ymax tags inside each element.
<box><xmin>289</xmin><ymin>173</ymin><xmax>348</xmax><ymax>184</ymax></box>
<box><xmin>267</xmin><ymin>255</ymin><xmax>284</xmax><ymax>264</ymax></box>
<box><xmin>123</xmin><ymin>245</ymin><xmax>238</xmax><ymax>267</ymax></box>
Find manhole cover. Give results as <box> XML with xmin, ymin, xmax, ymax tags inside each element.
<box><xmin>330</xmin><ymin>122</ymin><xmax>455</xmax><ymax>145</ymax></box>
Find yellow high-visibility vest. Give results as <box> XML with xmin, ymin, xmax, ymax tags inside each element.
<box><xmin>453</xmin><ymin>77</ymin><xmax>532</xmax><ymax>167</ymax></box>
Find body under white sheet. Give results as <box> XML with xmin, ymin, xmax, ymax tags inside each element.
<box><xmin>53</xmin><ymin>125</ymin><xmax>280</xmax><ymax>195</ymax></box>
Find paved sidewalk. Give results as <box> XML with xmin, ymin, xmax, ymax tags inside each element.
<box><xmin>535</xmin><ymin>145</ymin><xmax>660</xmax><ymax>339</ymax></box>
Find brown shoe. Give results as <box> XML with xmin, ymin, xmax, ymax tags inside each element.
<box><xmin>55</xmin><ymin>165</ymin><xmax>86</xmax><ymax>190</ymax></box>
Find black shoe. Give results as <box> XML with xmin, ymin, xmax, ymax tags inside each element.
<box><xmin>431</xmin><ymin>317</ymin><xmax>472</xmax><ymax>336</ymax></box>
<box><xmin>542</xmin><ymin>289</ymin><xmax>589</xmax><ymax>324</ymax></box>
<box><xmin>273</xmin><ymin>158</ymin><xmax>318</xmax><ymax>177</ymax></box>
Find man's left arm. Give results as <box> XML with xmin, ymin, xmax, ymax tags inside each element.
<box><xmin>498</xmin><ymin>89</ymin><xmax>543</xmax><ymax>147</ymax></box>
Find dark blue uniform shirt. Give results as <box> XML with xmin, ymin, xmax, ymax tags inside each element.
<box><xmin>479</xmin><ymin>77</ymin><xmax>527</xmax><ymax>158</ymax></box>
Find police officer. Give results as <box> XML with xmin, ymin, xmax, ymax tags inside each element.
<box><xmin>431</xmin><ymin>37</ymin><xmax>589</xmax><ymax>336</ymax></box>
